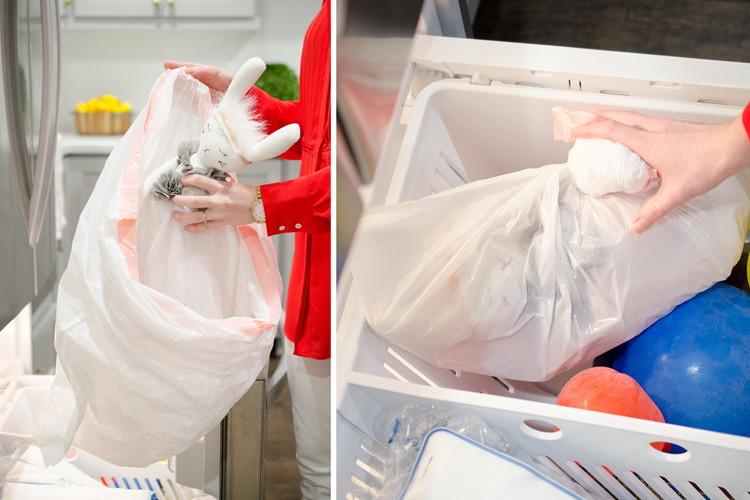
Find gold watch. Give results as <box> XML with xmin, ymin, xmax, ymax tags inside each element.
<box><xmin>250</xmin><ymin>187</ymin><xmax>265</xmax><ymax>223</ymax></box>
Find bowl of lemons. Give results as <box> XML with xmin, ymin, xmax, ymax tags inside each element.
<box><xmin>75</xmin><ymin>94</ymin><xmax>133</xmax><ymax>135</ymax></box>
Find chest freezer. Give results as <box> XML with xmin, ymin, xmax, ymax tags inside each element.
<box><xmin>337</xmin><ymin>34</ymin><xmax>750</xmax><ymax>500</ymax></box>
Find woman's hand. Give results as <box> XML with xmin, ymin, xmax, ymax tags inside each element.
<box><xmin>171</xmin><ymin>175</ymin><xmax>256</xmax><ymax>232</ymax></box>
<box><xmin>163</xmin><ymin>60</ymin><xmax>234</xmax><ymax>94</ymax></box>
<box><xmin>572</xmin><ymin>109</ymin><xmax>750</xmax><ymax>233</ymax></box>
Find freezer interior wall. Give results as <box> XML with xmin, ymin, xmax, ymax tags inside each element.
<box><xmin>347</xmin><ymin>80</ymin><xmax>744</xmax><ymax>399</ymax></box>
<box><xmin>392</xmin><ymin>80</ymin><xmax>740</xmax><ymax>204</ymax></box>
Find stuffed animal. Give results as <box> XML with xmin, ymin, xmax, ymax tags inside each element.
<box><xmin>144</xmin><ymin>57</ymin><xmax>300</xmax><ymax>202</ymax></box>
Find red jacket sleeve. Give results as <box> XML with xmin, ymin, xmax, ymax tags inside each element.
<box><xmin>247</xmin><ymin>87</ymin><xmax>303</xmax><ymax>160</ymax></box>
<box><xmin>260</xmin><ymin>166</ymin><xmax>330</xmax><ymax>236</ymax></box>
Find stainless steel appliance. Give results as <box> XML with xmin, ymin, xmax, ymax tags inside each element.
<box><xmin>0</xmin><ymin>0</ymin><xmax>60</xmax><ymax>338</ymax></box>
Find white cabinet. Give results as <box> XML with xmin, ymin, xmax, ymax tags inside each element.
<box><xmin>60</xmin><ymin>154</ymin><xmax>106</xmax><ymax>274</ymax></box>
<box><xmin>65</xmin><ymin>0</ymin><xmax>158</xmax><ymax>18</ymax></box>
<box><xmin>59</xmin><ymin>0</ymin><xmax>259</xmax><ymax>28</ymax></box>
<box><xmin>164</xmin><ymin>0</ymin><xmax>255</xmax><ymax>19</ymax></box>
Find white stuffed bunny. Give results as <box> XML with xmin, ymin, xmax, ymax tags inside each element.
<box><xmin>144</xmin><ymin>57</ymin><xmax>300</xmax><ymax>201</ymax></box>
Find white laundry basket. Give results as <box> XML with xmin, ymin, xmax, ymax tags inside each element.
<box><xmin>337</xmin><ymin>79</ymin><xmax>750</xmax><ymax>500</ymax></box>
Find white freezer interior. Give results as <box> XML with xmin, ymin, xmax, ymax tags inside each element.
<box><xmin>386</xmin><ymin>81</ymin><xmax>740</xmax><ymax>205</ymax></box>
<box><xmin>338</xmin><ymin>35</ymin><xmax>750</xmax><ymax>500</ymax></box>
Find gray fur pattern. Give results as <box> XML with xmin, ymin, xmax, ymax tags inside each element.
<box><xmin>150</xmin><ymin>141</ymin><xmax>229</xmax><ymax>200</ymax></box>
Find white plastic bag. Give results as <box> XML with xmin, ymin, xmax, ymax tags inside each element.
<box><xmin>33</xmin><ymin>68</ymin><xmax>281</xmax><ymax>467</ymax></box>
<box><xmin>351</xmin><ymin>121</ymin><xmax>750</xmax><ymax>382</ymax></box>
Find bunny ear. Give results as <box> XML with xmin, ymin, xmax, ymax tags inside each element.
<box><xmin>222</xmin><ymin>57</ymin><xmax>266</xmax><ymax>106</ymax></box>
<box><xmin>244</xmin><ymin>123</ymin><xmax>301</xmax><ymax>163</ymax></box>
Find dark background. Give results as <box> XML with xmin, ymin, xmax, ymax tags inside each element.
<box><xmin>472</xmin><ymin>0</ymin><xmax>750</xmax><ymax>63</ymax></box>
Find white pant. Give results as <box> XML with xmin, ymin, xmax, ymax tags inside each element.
<box><xmin>284</xmin><ymin>338</ymin><xmax>331</xmax><ymax>500</ymax></box>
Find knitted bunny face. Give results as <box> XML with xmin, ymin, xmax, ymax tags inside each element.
<box><xmin>195</xmin><ymin>113</ymin><xmax>248</xmax><ymax>173</ymax></box>
<box><xmin>188</xmin><ymin>57</ymin><xmax>300</xmax><ymax>174</ymax></box>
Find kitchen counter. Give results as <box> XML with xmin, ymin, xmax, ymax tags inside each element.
<box><xmin>57</xmin><ymin>133</ymin><xmax>121</xmax><ymax>156</ymax></box>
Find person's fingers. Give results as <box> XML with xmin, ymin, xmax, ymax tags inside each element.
<box><xmin>183</xmin><ymin>216</ymin><xmax>212</xmax><ymax>232</ymax></box>
<box><xmin>585</xmin><ymin>110</ymin><xmax>671</xmax><ymax>132</ymax></box>
<box><xmin>164</xmin><ymin>60</ymin><xmax>189</xmax><ymax>70</ymax></box>
<box><xmin>182</xmin><ymin>174</ymin><xmax>226</xmax><ymax>193</ymax></box>
<box><xmin>164</xmin><ymin>61</ymin><xmax>214</xmax><ymax>83</ymax></box>
<box><xmin>590</xmin><ymin>110</ymin><xmax>648</xmax><ymax>127</ymax></box>
<box><xmin>187</xmin><ymin>66</ymin><xmax>214</xmax><ymax>80</ymax></box>
<box><xmin>195</xmin><ymin>68</ymin><xmax>231</xmax><ymax>92</ymax></box>
<box><xmin>172</xmin><ymin>209</ymin><xmax>212</xmax><ymax>232</ymax></box>
<box><xmin>589</xmin><ymin>109</ymin><xmax>708</xmax><ymax>134</ymax></box>
<box><xmin>172</xmin><ymin>189</ymin><xmax>211</xmax><ymax>210</ymax></box>
<box><xmin>163</xmin><ymin>61</ymin><xmax>202</xmax><ymax>77</ymax></box>
<box><xmin>572</xmin><ymin>117</ymin><xmax>651</xmax><ymax>153</ymax></box>
<box><xmin>183</xmin><ymin>222</ymin><xmax>207</xmax><ymax>232</ymax></box>
<box><xmin>171</xmin><ymin>209</ymin><xmax>201</xmax><ymax>224</ymax></box>
<box><xmin>163</xmin><ymin>61</ymin><xmax>233</xmax><ymax>93</ymax></box>
<box><xmin>172</xmin><ymin>175</ymin><xmax>231</xmax><ymax>210</ymax></box>
<box><xmin>631</xmin><ymin>183</ymin><xmax>684</xmax><ymax>233</ymax></box>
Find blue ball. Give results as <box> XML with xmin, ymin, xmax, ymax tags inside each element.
<box><xmin>609</xmin><ymin>283</ymin><xmax>750</xmax><ymax>437</ymax></box>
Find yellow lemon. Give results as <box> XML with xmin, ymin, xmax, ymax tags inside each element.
<box><xmin>78</xmin><ymin>95</ymin><xmax>130</xmax><ymax>113</ymax></box>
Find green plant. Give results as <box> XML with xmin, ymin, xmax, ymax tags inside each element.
<box><xmin>254</xmin><ymin>63</ymin><xmax>299</xmax><ymax>101</ymax></box>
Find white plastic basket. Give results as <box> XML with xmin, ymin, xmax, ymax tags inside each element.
<box><xmin>338</xmin><ymin>79</ymin><xmax>750</xmax><ymax>500</ymax></box>
<box><xmin>0</xmin><ymin>376</ymin><xmax>208</xmax><ymax>500</ymax></box>
<box><xmin>0</xmin><ymin>376</ymin><xmax>54</xmax><ymax>451</ymax></box>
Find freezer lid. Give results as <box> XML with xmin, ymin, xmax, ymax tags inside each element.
<box><xmin>404</xmin><ymin>35</ymin><xmax>749</xmax><ymax>107</ymax></box>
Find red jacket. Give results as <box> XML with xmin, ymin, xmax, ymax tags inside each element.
<box><xmin>250</xmin><ymin>0</ymin><xmax>330</xmax><ymax>359</ymax></box>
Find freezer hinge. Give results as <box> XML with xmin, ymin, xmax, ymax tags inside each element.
<box><xmin>404</xmin><ymin>62</ymin><xmax>455</xmax><ymax>109</ymax></box>
<box><xmin>469</xmin><ymin>72</ymin><xmax>491</xmax><ymax>86</ymax></box>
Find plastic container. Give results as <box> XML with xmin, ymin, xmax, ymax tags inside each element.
<box><xmin>0</xmin><ymin>376</ymin><xmax>53</xmax><ymax>455</ymax></box>
<box><xmin>1</xmin><ymin>386</ymin><xmax>49</xmax><ymax>438</ymax></box>
<box><xmin>338</xmin><ymin>79</ymin><xmax>750</xmax><ymax>499</ymax></box>
<box><xmin>65</xmin><ymin>447</ymin><xmax>190</xmax><ymax>496</ymax></box>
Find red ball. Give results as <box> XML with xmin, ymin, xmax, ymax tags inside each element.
<box><xmin>557</xmin><ymin>366</ymin><xmax>665</xmax><ymax>423</ymax></box>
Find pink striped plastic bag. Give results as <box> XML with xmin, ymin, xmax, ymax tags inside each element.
<box><xmin>33</xmin><ymin>68</ymin><xmax>281</xmax><ymax>467</ymax></box>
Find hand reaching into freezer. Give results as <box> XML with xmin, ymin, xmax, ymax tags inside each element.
<box><xmin>571</xmin><ymin>106</ymin><xmax>750</xmax><ymax>233</ymax></box>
